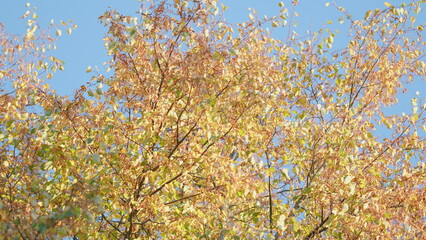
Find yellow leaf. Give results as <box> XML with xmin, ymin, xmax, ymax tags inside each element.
<box><xmin>344</xmin><ymin>175</ymin><xmax>354</xmax><ymax>184</ymax></box>
<box><xmin>365</xmin><ymin>10</ymin><xmax>372</xmax><ymax>19</ymax></box>
<box><xmin>341</xmin><ymin>203</ymin><xmax>349</xmax><ymax>213</ymax></box>
<box><xmin>384</xmin><ymin>2</ymin><xmax>392</xmax><ymax>7</ymax></box>
<box><xmin>277</xmin><ymin>215</ymin><xmax>286</xmax><ymax>230</ymax></box>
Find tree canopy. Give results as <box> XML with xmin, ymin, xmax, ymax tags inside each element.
<box><xmin>1</xmin><ymin>0</ymin><xmax>425</xmax><ymax>239</ymax></box>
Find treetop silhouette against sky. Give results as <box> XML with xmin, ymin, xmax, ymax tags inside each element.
<box><xmin>1</xmin><ymin>1</ymin><xmax>424</xmax><ymax>100</ymax></box>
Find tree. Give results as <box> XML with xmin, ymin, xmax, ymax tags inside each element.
<box><xmin>1</xmin><ymin>0</ymin><xmax>425</xmax><ymax>239</ymax></box>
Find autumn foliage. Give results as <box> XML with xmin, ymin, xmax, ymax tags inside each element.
<box><xmin>1</xmin><ymin>0</ymin><xmax>425</xmax><ymax>239</ymax></box>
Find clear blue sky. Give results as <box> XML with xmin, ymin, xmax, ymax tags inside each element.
<box><xmin>0</xmin><ymin>0</ymin><xmax>424</xmax><ymax>116</ymax></box>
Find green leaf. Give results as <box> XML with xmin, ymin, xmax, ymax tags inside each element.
<box><xmin>37</xmin><ymin>222</ymin><xmax>48</xmax><ymax>233</ymax></box>
<box><xmin>281</xmin><ymin>169</ymin><xmax>289</xmax><ymax>179</ymax></box>
<box><xmin>266</xmin><ymin>167</ymin><xmax>276</xmax><ymax>176</ymax></box>
<box><xmin>92</xmin><ymin>153</ymin><xmax>101</xmax><ymax>164</ymax></box>
<box><xmin>213</xmin><ymin>51</ymin><xmax>221</xmax><ymax>60</ymax></box>
<box><xmin>73</xmin><ymin>206</ymin><xmax>81</xmax><ymax>217</ymax></box>
<box><xmin>45</xmin><ymin>109</ymin><xmax>52</xmax><ymax>116</ymax></box>
<box><xmin>84</xmin><ymin>212</ymin><xmax>95</xmax><ymax>223</ymax></box>
<box><xmin>411</xmin><ymin>114</ymin><xmax>419</xmax><ymax>122</ymax></box>
<box><xmin>129</xmin><ymin>27</ymin><xmax>137</xmax><ymax>36</ymax></box>
<box><xmin>5</xmin><ymin>119</ymin><xmax>14</xmax><ymax>129</ymax></box>
<box><xmin>59</xmin><ymin>209</ymin><xmax>74</xmax><ymax>220</ymax></box>
<box><xmin>290</xmin><ymin>217</ymin><xmax>300</xmax><ymax>232</ymax></box>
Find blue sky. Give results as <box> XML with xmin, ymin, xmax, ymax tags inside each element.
<box><xmin>0</xmin><ymin>0</ymin><xmax>424</xmax><ymax>116</ymax></box>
